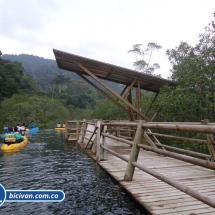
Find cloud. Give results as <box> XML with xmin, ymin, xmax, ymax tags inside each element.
<box><xmin>0</xmin><ymin>0</ymin><xmax>215</xmax><ymax>78</ymax></box>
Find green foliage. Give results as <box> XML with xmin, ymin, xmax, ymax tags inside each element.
<box><xmin>92</xmin><ymin>98</ymin><xmax>128</xmax><ymax>120</ymax></box>
<box><xmin>0</xmin><ymin>94</ymin><xmax>70</xmax><ymax>127</ymax></box>
<box><xmin>20</xmin><ymin>74</ymin><xmax>39</xmax><ymax>94</ymax></box>
<box><xmin>2</xmin><ymin>54</ymin><xmax>82</xmax><ymax>90</ymax></box>
<box><xmin>163</xmin><ymin>14</ymin><xmax>215</xmax><ymax>122</ymax></box>
<box><xmin>0</xmin><ymin>59</ymin><xmax>24</xmax><ymax>100</ymax></box>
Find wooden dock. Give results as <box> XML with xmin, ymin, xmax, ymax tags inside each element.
<box><xmin>77</xmin><ymin>123</ymin><xmax>215</xmax><ymax>215</ymax></box>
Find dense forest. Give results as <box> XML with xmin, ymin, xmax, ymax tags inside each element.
<box><xmin>0</xmin><ymin>14</ymin><xmax>214</xmax><ymax>136</ymax></box>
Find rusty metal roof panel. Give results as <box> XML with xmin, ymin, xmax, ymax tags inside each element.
<box><xmin>53</xmin><ymin>49</ymin><xmax>177</xmax><ymax>93</ymax></box>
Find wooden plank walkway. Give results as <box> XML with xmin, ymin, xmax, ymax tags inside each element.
<box><xmin>78</xmin><ymin>125</ymin><xmax>215</xmax><ymax>215</ymax></box>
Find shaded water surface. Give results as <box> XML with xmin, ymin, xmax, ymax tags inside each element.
<box><xmin>0</xmin><ymin>129</ymin><xmax>149</xmax><ymax>215</ymax></box>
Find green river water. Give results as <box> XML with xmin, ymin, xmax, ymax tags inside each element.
<box><xmin>0</xmin><ymin>129</ymin><xmax>149</xmax><ymax>215</ymax></box>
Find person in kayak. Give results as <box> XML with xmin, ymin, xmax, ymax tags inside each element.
<box><xmin>56</xmin><ymin>122</ymin><xmax>61</xmax><ymax>128</ymax></box>
<box><xmin>3</xmin><ymin>126</ymin><xmax>23</xmax><ymax>144</ymax></box>
<box><xmin>62</xmin><ymin>122</ymin><xmax>65</xmax><ymax>128</ymax></box>
<box><xmin>17</xmin><ymin>124</ymin><xmax>25</xmax><ymax>135</ymax></box>
<box><xmin>14</xmin><ymin>126</ymin><xmax>25</xmax><ymax>137</ymax></box>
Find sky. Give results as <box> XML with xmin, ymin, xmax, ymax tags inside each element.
<box><xmin>1</xmin><ymin>0</ymin><xmax>214</xmax><ymax>78</ymax></box>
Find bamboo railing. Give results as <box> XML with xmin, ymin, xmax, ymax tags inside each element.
<box><xmin>79</xmin><ymin>119</ymin><xmax>215</xmax><ymax>208</ymax></box>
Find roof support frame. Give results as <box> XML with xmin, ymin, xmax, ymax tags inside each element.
<box><xmin>75</xmin><ymin>62</ymin><xmax>150</xmax><ymax>121</ymax></box>
<box><xmin>78</xmin><ymin>73</ymin><xmax>129</xmax><ymax>114</ymax></box>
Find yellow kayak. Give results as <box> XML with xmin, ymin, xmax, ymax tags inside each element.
<box><xmin>55</xmin><ymin>127</ymin><xmax>65</xmax><ymax>130</ymax></box>
<box><xmin>1</xmin><ymin>136</ymin><xmax>28</xmax><ymax>151</ymax></box>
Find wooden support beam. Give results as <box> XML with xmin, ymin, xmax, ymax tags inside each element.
<box><xmin>138</xmin><ymin>144</ymin><xmax>215</xmax><ymax>170</ymax></box>
<box><xmin>146</xmin><ymin>129</ymin><xmax>165</xmax><ymax>150</ymax></box>
<box><xmin>124</xmin><ymin>120</ymin><xmax>145</xmax><ymax>181</ymax></box>
<box><xmin>102</xmin><ymin>126</ymin><xmax>107</xmax><ymax>160</ymax></box>
<box><xmin>144</xmin><ymin>93</ymin><xmax>158</xmax><ymax>115</ymax></box>
<box><xmin>85</xmin><ymin>127</ymin><xmax>97</xmax><ymax>149</ymax></box>
<box><xmin>136</xmin><ymin>80</ymin><xmax>141</xmax><ymax>120</ymax></box>
<box><xmin>75</xmin><ymin>63</ymin><xmax>151</xmax><ymax>121</ymax></box>
<box><xmin>153</xmin><ymin>142</ymin><xmax>211</xmax><ymax>159</ymax></box>
<box><xmin>65</xmin><ymin>120</ymin><xmax>69</xmax><ymax>142</ymax></box>
<box><xmin>78</xmin><ymin>74</ymin><xmax>129</xmax><ymax>114</ymax></box>
<box><xmin>128</xmin><ymin>90</ymin><xmax>135</xmax><ymax>121</ymax></box>
<box><xmin>119</xmin><ymin>85</ymin><xmax>128</xmax><ymax>98</ymax></box>
<box><xmin>116</xmin><ymin>80</ymin><xmax>135</xmax><ymax>102</ymax></box>
<box><xmin>141</xmin><ymin>123</ymin><xmax>215</xmax><ymax>134</ymax></box>
<box><xmin>96</xmin><ymin>121</ymin><xmax>101</xmax><ymax>162</ymax></box>
<box><xmin>102</xmin><ymin>133</ymin><xmax>133</xmax><ymax>146</ymax></box>
<box><xmin>143</xmin><ymin>132</ymin><xmax>157</xmax><ymax>148</ymax></box>
<box><xmin>151</xmin><ymin>106</ymin><xmax>161</xmax><ymax>122</ymax></box>
<box><xmin>201</xmin><ymin>119</ymin><xmax>215</xmax><ymax>162</ymax></box>
<box><xmin>121</xmin><ymin>79</ymin><xmax>136</xmax><ymax>99</ymax></box>
<box><xmin>77</xmin><ymin>120</ymin><xmax>80</xmax><ymax>141</ymax></box>
<box><xmin>146</xmin><ymin>131</ymin><xmax>207</xmax><ymax>144</ymax></box>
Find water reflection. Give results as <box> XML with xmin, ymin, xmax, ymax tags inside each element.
<box><xmin>0</xmin><ymin>129</ymin><xmax>149</xmax><ymax>214</ymax></box>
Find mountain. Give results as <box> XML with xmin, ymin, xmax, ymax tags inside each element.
<box><xmin>2</xmin><ymin>54</ymin><xmax>124</xmax><ymax>92</ymax></box>
<box><xmin>2</xmin><ymin>54</ymin><xmax>81</xmax><ymax>89</ymax></box>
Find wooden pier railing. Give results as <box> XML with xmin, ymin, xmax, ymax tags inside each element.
<box><xmin>77</xmin><ymin>119</ymin><xmax>215</xmax><ymax>210</ymax></box>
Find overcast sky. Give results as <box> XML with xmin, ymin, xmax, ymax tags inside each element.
<box><xmin>1</xmin><ymin>0</ymin><xmax>214</xmax><ymax>78</ymax></box>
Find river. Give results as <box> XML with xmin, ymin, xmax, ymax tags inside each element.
<box><xmin>0</xmin><ymin>129</ymin><xmax>149</xmax><ymax>215</ymax></box>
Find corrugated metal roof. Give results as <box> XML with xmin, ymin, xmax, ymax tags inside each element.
<box><xmin>53</xmin><ymin>49</ymin><xmax>177</xmax><ymax>93</ymax></box>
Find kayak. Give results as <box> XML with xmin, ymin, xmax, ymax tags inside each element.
<box><xmin>1</xmin><ymin>136</ymin><xmax>28</xmax><ymax>151</ymax></box>
<box><xmin>29</xmin><ymin>127</ymin><xmax>39</xmax><ymax>133</ymax></box>
<box><xmin>55</xmin><ymin>127</ymin><xmax>65</xmax><ymax>130</ymax></box>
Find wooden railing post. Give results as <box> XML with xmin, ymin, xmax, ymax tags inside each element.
<box><xmin>77</xmin><ymin>120</ymin><xmax>80</xmax><ymax>141</ymax></box>
<box><xmin>124</xmin><ymin>120</ymin><xmax>145</xmax><ymax>181</ymax></box>
<box><xmin>65</xmin><ymin>120</ymin><xmax>69</xmax><ymax>142</ymax></box>
<box><xmin>96</xmin><ymin>120</ymin><xmax>101</xmax><ymax>162</ymax></box>
<box><xmin>201</xmin><ymin>119</ymin><xmax>215</xmax><ymax>162</ymax></box>
<box><xmin>85</xmin><ymin>127</ymin><xmax>97</xmax><ymax>149</ymax></box>
<box><xmin>102</xmin><ymin>125</ymin><xmax>107</xmax><ymax>160</ymax></box>
<box><xmin>80</xmin><ymin>119</ymin><xmax>87</xmax><ymax>143</ymax></box>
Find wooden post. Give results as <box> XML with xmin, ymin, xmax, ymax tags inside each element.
<box><xmin>92</xmin><ymin>122</ymin><xmax>98</xmax><ymax>153</ymax></box>
<box><xmin>96</xmin><ymin>120</ymin><xmax>101</xmax><ymax>162</ymax></box>
<box><xmin>65</xmin><ymin>120</ymin><xmax>69</xmax><ymax>142</ymax></box>
<box><xmin>102</xmin><ymin>125</ymin><xmax>107</xmax><ymax>160</ymax></box>
<box><xmin>80</xmin><ymin>119</ymin><xmax>87</xmax><ymax>143</ymax></box>
<box><xmin>143</xmin><ymin>132</ymin><xmax>157</xmax><ymax>148</ymax></box>
<box><xmin>116</xmin><ymin>126</ymin><xmax>120</xmax><ymax>137</ymax></box>
<box><xmin>136</xmin><ymin>80</ymin><xmax>141</xmax><ymax>120</ymax></box>
<box><xmin>85</xmin><ymin>127</ymin><xmax>97</xmax><ymax>149</ymax></box>
<box><xmin>124</xmin><ymin>120</ymin><xmax>145</xmax><ymax>181</ymax></box>
<box><xmin>201</xmin><ymin>119</ymin><xmax>215</xmax><ymax>162</ymax></box>
<box><xmin>77</xmin><ymin>120</ymin><xmax>80</xmax><ymax>141</ymax></box>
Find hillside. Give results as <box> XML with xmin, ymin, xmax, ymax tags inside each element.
<box><xmin>2</xmin><ymin>54</ymin><xmax>123</xmax><ymax>92</ymax></box>
<box><xmin>2</xmin><ymin>54</ymin><xmax>81</xmax><ymax>89</ymax></box>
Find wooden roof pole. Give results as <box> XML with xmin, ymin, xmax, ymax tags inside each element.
<box><xmin>116</xmin><ymin>79</ymin><xmax>137</xmax><ymax>102</ymax></box>
<box><xmin>136</xmin><ymin>80</ymin><xmax>141</xmax><ymax>120</ymax></box>
<box><xmin>78</xmin><ymin>74</ymin><xmax>129</xmax><ymax>114</ymax></box>
<box><xmin>75</xmin><ymin>63</ymin><xmax>151</xmax><ymax>121</ymax></box>
<box><xmin>122</xmin><ymin>79</ymin><xmax>136</xmax><ymax>98</ymax></box>
<box><xmin>144</xmin><ymin>93</ymin><xmax>158</xmax><ymax>116</ymax></box>
<box><xmin>128</xmin><ymin>89</ymin><xmax>135</xmax><ymax>121</ymax></box>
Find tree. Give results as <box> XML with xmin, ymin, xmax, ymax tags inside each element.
<box><xmin>152</xmin><ymin>13</ymin><xmax>215</xmax><ymax>123</ymax></box>
<box><xmin>20</xmin><ymin>74</ymin><xmax>39</xmax><ymax>94</ymax></box>
<box><xmin>0</xmin><ymin>59</ymin><xmax>24</xmax><ymax>100</ymax></box>
<box><xmin>0</xmin><ymin>94</ymin><xmax>70</xmax><ymax>127</ymax></box>
<box><xmin>128</xmin><ymin>43</ymin><xmax>162</xmax><ymax>74</ymax></box>
<box><xmin>92</xmin><ymin>98</ymin><xmax>128</xmax><ymax>120</ymax></box>
<box><xmin>66</xmin><ymin>79</ymin><xmax>89</xmax><ymax>94</ymax></box>
<box><xmin>51</xmin><ymin>75</ymin><xmax>69</xmax><ymax>94</ymax></box>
